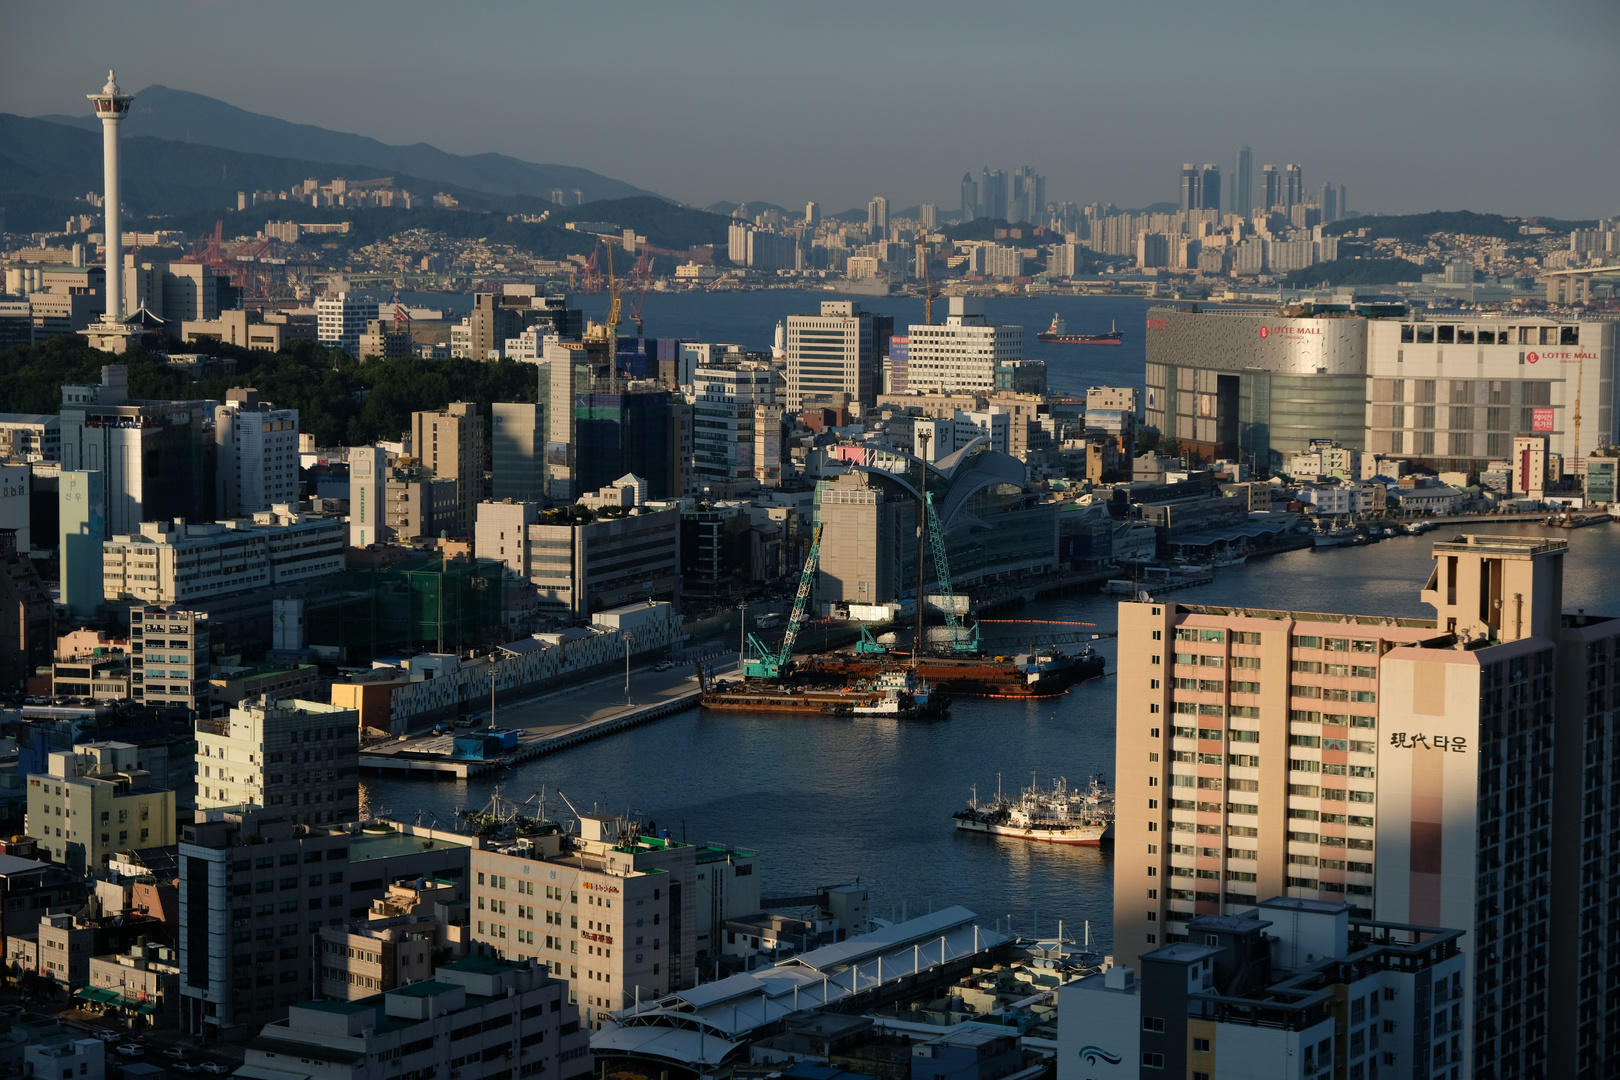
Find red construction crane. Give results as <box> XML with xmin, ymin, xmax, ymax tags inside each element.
<box><xmin>628</xmin><ymin>250</ymin><xmax>653</xmax><ymax>336</ymax></box>
<box><xmin>580</xmin><ymin>240</ymin><xmax>604</xmax><ymax>294</ymax></box>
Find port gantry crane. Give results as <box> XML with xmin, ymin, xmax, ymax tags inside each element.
<box><xmin>742</xmin><ymin>523</ymin><xmax>824</xmax><ymax>682</ymax></box>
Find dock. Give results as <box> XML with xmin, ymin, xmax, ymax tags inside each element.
<box><xmin>359</xmin><ymin>656</ymin><xmax>736</xmax><ymax>779</ymax></box>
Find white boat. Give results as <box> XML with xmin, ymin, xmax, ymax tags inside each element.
<box><xmin>953</xmin><ymin>775</ymin><xmax>1114</xmax><ymax>846</ymax></box>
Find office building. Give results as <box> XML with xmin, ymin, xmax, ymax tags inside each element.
<box><xmin>177</xmin><ymin>812</ymin><xmax>354</xmax><ymax>1037</ymax></box>
<box><xmin>1114</xmin><ymin>534</ymin><xmax>1620</xmax><ymax>1077</ymax></box>
<box><xmin>242</xmin><ymin>956</ymin><xmax>591</xmax><ymax>1080</ymax></box>
<box><xmin>1085</xmin><ymin>386</ymin><xmax>1137</xmax><ymax>478</ymax></box>
<box><xmin>385</xmin><ymin>465</ymin><xmax>460</xmax><ymax>541</ymax></box>
<box><xmin>492</xmin><ymin>402</ymin><xmax>547</xmax><ymax>504</ymax></box>
<box><xmin>1364</xmin><ymin>316</ymin><xmax>1616</xmax><ymax>475</ymax></box>
<box><xmin>348</xmin><ymin>445</ymin><xmax>388</xmax><ymax>548</ymax></box>
<box><xmin>1011</xmin><ymin>165</ymin><xmax>1045</xmax><ymax>224</ymax></box>
<box><xmin>123</xmin><ymin>259</ymin><xmax>225</xmax><ymax>324</ymax></box>
<box><xmin>59</xmin><ymin>364</ymin><xmax>215</xmax><ymax>535</ymax></box>
<box><xmin>0</xmin><ymin>412</ymin><xmax>60</xmax><ymax>460</ymax></box>
<box><xmin>26</xmin><ymin>743</ymin><xmax>175</xmax><ymax>873</ymax></box>
<box><xmin>194</xmin><ymin>697</ymin><xmax>359</xmax><ymax>827</ymax></box>
<box><xmin>469</xmin><ymin>292</ymin><xmax>525</xmax><ymax>361</ymax></box>
<box><xmin>102</xmin><ymin>508</ymin><xmax>345</xmax><ymax>604</ymax></box>
<box><xmin>315</xmin><ymin>292</ymin><xmax>380</xmax><ymax>356</ymax></box>
<box><xmin>693</xmin><ymin>361</ymin><xmax>777</xmax><ymax>495</ymax></box>
<box><xmin>1232</xmin><ymin>145</ymin><xmax>1253</xmax><ymax>215</ymax></box>
<box><xmin>215</xmin><ymin>388</ymin><xmax>299</xmax><ymax>518</ymax></box>
<box><xmin>1059</xmin><ymin>898</ymin><xmax>1465</xmax><ymax>1080</ymax></box>
<box><xmin>574</xmin><ymin>389</ymin><xmax>678</xmax><ymax>499</ymax></box>
<box><xmin>1144</xmin><ymin>305</ymin><xmax>1371</xmax><ymax>471</ymax></box>
<box><xmin>129</xmin><ymin>606</ymin><xmax>210</xmax><ymax>715</ymax></box>
<box><xmin>981</xmin><ymin>169</ymin><xmax>1007</xmax><ymax>223</ymax></box>
<box><xmin>784</xmin><ymin>301</ymin><xmax>879</xmax><ymax>411</ymax></box>
<box><xmin>905</xmin><ymin>297</ymin><xmax>1023</xmax><ymax>395</ymax></box>
<box><xmin>523</xmin><ymin>504</ymin><xmax>680</xmax><ymax>618</ymax></box>
<box><xmin>805</xmin><ymin>201</ymin><xmax>820</xmax><ymax>227</ymax></box>
<box><xmin>0</xmin><ymin>528</ymin><xmax>52</xmax><ymax>689</ymax></box>
<box><xmin>960</xmin><ymin>173</ymin><xmax>978</xmax><ymax>221</ymax></box>
<box><xmin>411</xmin><ymin>402</ymin><xmax>484</xmax><ymax>537</ymax></box>
<box><xmin>355</xmin><ymin>317</ymin><xmax>412</xmax><ymax>360</ymax></box>
<box><xmin>1261</xmin><ymin>165</ymin><xmax>1280</xmax><ymax>212</ymax></box>
<box><xmin>467</xmin><ymin>814</ymin><xmax>758</xmax><ymax>1030</ymax></box>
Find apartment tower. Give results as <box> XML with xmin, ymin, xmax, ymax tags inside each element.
<box><xmin>411</xmin><ymin>402</ymin><xmax>484</xmax><ymax>536</ymax></box>
<box><xmin>1114</xmin><ymin>534</ymin><xmax>1620</xmax><ymax>1078</ymax></box>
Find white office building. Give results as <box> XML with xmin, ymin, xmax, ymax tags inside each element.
<box><xmin>103</xmin><ymin>507</ymin><xmax>344</xmax><ymax>604</ymax></box>
<box><xmin>692</xmin><ymin>361</ymin><xmax>776</xmax><ymax>493</ymax></box>
<box><xmin>784</xmin><ymin>301</ymin><xmax>877</xmax><ymax>411</ymax></box>
<box><xmin>315</xmin><ymin>292</ymin><xmax>380</xmax><ymax>356</ymax></box>
<box><xmin>194</xmin><ymin>697</ymin><xmax>359</xmax><ymax>827</ymax></box>
<box><xmin>215</xmin><ymin>388</ymin><xmax>299</xmax><ymax>517</ymax></box>
<box><xmin>904</xmin><ymin>297</ymin><xmax>1023</xmax><ymax>394</ymax></box>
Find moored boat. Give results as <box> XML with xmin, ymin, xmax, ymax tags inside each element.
<box><xmin>953</xmin><ymin>775</ymin><xmax>1114</xmax><ymax>845</ymax></box>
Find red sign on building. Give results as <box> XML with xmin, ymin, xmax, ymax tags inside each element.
<box><xmin>1533</xmin><ymin>408</ymin><xmax>1555</xmax><ymax>432</ymax></box>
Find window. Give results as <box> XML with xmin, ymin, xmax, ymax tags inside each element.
<box><xmin>1141</xmin><ymin>1052</ymin><xmax>1164</xmax><ymax>1069</ymax></box>
<box><xmin>1192</xmin><ymin>1037</ymin><xmax>1210</xmax><ymax>1052</ymax></box>
<box><xmin>1142</xmin><ymin>1016</ymin><xmax>1166</xmax><ymax>1033</ymax></box>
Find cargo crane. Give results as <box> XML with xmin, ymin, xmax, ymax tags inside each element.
<box><xmin>743</xmin><ymin>523</ymin><xmax>824</xmax><ymax>681</ymax></box>
<box><xmin>925</xmin><ymin>491</ymin><xmax>980</xmax><ymax>656</ymax></box>
<box><xmin>581</xmin><ymin>242</ymin><xmax>604</xmax><ymax>294</ymax></box>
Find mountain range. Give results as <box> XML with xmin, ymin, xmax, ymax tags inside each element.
<box><xmin>35</xmin><ymin>84</ymin><xmax>662</xmax><ymax>204</ymax></box>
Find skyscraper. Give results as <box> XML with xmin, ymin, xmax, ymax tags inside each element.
<box><xmin>1284</xmin><ymin>163</ymin><xmax>1304</xmax><ymax>208</ymax></box>
<box><xmin>1232</xmin><ymin>145</ymin><xmax>1253</xmax><ymax>215</ymax></box>
<box><xmin>1261</xmin><ymin>164</ymin><xmax>1280</xmax><ymax>212</ymax></box>
<box><xmin>981</xmin><ymin>168</ymin><xmax>1007</xmax><ymax>223</ymax></box>
<box><xmin>783</xmin><ymin>300</ymin><xmax>877</xmax><ymax>411</ymax></box>
<box><xmin>411</xmin><ymin>402</ymin><xmax>483</xmax><ymax>537</ymax></box>
<box><xmin>1338</xmin><ymin>183</ymin><xmax>1348</xmax><ymax>218</ymax></box>
<box><xmin>1178</xmin><ymin>164</ymin><xmax>1198</xmax><ymax>213</ymax></box>
<box><xmin>1198</xmin><ymin>165</ymin><xmax>1220</xmax><ymax>213</ymax></box>
<box><xmin>960</xmin><ymin>173</ymin><xmax>977</xmax><ymax>221</ymax></box>
<box><xmin>867</xmin><ymin>196</ymin><xmax>888</xmax><ymax>236</ymax></box>
<box><xmin>919</xmin><ymin>203</ymin><xmax>937</xmax><ymax>229</ymax></box>
<box><xmin>804</xmin><ymin>200</ymin><xmax>820</xmax><ymax>227</ymax></box>
<box><xmin>1319</xmin><ymin>181</ymin><xmax>1337</xmax><ymax>223</ymax></box>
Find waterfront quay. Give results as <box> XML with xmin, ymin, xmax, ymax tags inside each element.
<box><xmin>359</xmin><ymin>653</ymin><xmax>739</xmax><ymax>778</ymax></box>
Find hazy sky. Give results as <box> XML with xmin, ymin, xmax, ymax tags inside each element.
<box><xmin>6</xmin><ymin>0</ymin><xmax>1618</xmax><ymax>218</ymax></box>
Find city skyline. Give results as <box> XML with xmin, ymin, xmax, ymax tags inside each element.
<box><xmin>4</xmin><ymin>0</ymin><xmax>1617</xmax><ymax>220</ymax></box>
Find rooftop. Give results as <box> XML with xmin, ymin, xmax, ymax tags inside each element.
<box><xmin>351</xmin><ymin>827</ymin><xmax>470</xmax><ymax>862</ymax></box>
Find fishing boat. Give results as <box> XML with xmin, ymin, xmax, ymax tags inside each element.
<box><xmin>953</xmin><ymin>775</ymin><xmax>1114</xmax><ymax>845</ymax></box>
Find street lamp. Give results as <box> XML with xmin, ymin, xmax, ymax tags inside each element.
<box><xmin>737</xmin><ymin>598</ymin><xmax>748</xmax><ymax>678</ymax></box>
<box><xmin>624</xmin><ymin>633</ymin><xmax>635</xmax><ymax>707</ymax></box>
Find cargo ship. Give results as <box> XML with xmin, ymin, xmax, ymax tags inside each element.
<box><xmin>805</xmin><ymin>645</ymin><xmax>1103</xmax><ymax>699</ymax></box>
<box><xmin>953</xmin><ymin>775</ymin><xmax>1114</xmax><ymax>845</ymax></box>
<box><xmin>1035</xmin><ymin>314</ymin><xmax>1123</xmax><ymax>345</ymax></box>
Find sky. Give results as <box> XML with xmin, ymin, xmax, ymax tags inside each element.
<box><xmin>5</xmin><ymin>0</ymin><xmax>1619</xmax><ymax>219</ymax></box>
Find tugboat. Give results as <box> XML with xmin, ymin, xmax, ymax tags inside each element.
<box><xmin>953</xmin><ymin>775</ymin><xmax>1114</xmax><ymax>845</ymax></box>
<box><xmin>1036</xmin><ymin>314</ymin><xmax>1124</xmax><ymax>345</ymax></box>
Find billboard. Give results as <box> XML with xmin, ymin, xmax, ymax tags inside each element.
<box><xmin>1532</xmin><ymin>408</ymin><xmax>1554</xmax><ymax>432</ymax></box>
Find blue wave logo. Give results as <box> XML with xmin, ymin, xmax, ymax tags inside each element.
<box><xmin>1079</xmin><ymin>1046</ymin><xmax>1122</xmax><ymax>1065</ymax></box>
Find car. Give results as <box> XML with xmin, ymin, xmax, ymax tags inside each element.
<box><xmin>164</xmin><ymin>1047</ymin><xmax>188</xmax><ymax>1060</ymax></box>
<box><xmin>116</xmin><ymin>1045</ymin><xmax>145</xmax><ymax>1057</ymax></box>
<box><xmin>653</xmin><ymin>660</ymin><xmax>674</xmax><ymax>672</ymax></box>
<box><xmin>171</xmin><ymin>1063</ymin><xmax>198</xmax><ymax>1073</ymax></box>
<box><xmin>91</xmin><ymin>1030</ymin><xmax>122</xmax><ymax>1043</ymax></box>
<box><xmin>196</xmin><ymin>1063</ymin><xmax>227</xmax><ymax>1075</ymax></box>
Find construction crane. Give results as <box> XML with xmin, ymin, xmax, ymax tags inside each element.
<box><xmin>581</xmin><ymin>241</ymin><xmax>604</xmax><ymax>294</ymax></box>
<box><xmin>919</xmin><ymin>237</ymin><xmax>940</xmax><ymax>325</ymax></box>
<box><xmin>603</xmin><ymin>236</ymin><xmax>621</xmax><ymax>335</ymax></box>
<box><xmin>743</xmin><ymin>523</ymin><xmax>824</xmax><ymax>681</ymax></box>
<box><xmin>924</xmin><ymin>491</ymin><xmax>980</xmax><ymax>656</ymax></box>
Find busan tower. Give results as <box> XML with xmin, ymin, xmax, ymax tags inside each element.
<box><xmin>83</xmin><ymin>69</ymin><xmax>138</xmax><ymax>353</ymax></box>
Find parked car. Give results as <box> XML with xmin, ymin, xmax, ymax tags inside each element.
<box><xmin>653</xmin><ymin>660</ymin><xmax>674</xmax><ymax>672</ymax></box>
<box><xmin>91</xmin><ymin>1031</ymin><xmax>122</xmax><ymax>1043</ymax></box>
<box><xmin>172</xmin><ymin>1063</ymin><xmax>197</xmax><ymax>1073</ymax></box>
<box><xmin>164</xmin><ymin>1047</ymin><xmax>188</xmax><ymax>1060</ymax></box>
<box><xmin>116</xmin><ymin>1046</ymin><xmax>145</xmax><ymax>1057</ymax></box>
<box><xmin>196</xmin><ymin>1063</ymin><xmax>227</xmax><ymax>1075</ymax></box>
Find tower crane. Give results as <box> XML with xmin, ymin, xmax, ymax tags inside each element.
<box><xmin>628</xmin><ymin>250</ymin><xmax>653</xmax><ymax>337</ymax></box>
<box><xmin>924</xmin><ymin>491</ymin><xmax>980</xmax><ymax>656</ymax></box>
<box><xmin>920</xmin><ymin>236</ymin><xmax>940</xmax><ymax>325</ymax></box>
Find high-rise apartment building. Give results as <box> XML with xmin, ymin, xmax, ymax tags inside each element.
<box><xmin>919</xmin><ymin>203</ymin><xmax>937</xmax><ymax>229</ymax></box>
<box><xmin>411</xmin><ymin>402</ymin><xmax>484</xmax><ymax>537</ymax></box>
<box><xmin>1114</xmin><ymin>534</ymin><xmax>1620</xmax><ymax>1078</ymax></box>
<box><xmin>215</xmin><ymin>388</ymin><xmax>299</xmax><ymax>518</ymax></box>
<box><xmin>1180</xmin><ymin>164</ymin><xmax>1221</xmax><ymax>212</ymax></box>
<box><xmin>804</xmin><ymin>201</ymin><xmax>820</xmax><ymax>227</ymax></box>
<box><xmin>469</xmin><ymin>292</ymin><xmax>524</xmax><ymax>361</ymax></box>
<box><xmin>784</xmin><ymin>301</ymin><xmax>878</xmax><ymax>411</ymax></box>
<box><xmin>492</xmin><ymin>402</ymin><xmax>547</xmax><ymax>504</ymax></box>
<box><xmin>960</xmin><ymin>173</ymin><xmax>978</xmax><ymax>221</ymax></box>
<box><xmin>1284</xmin><ymin>163</ymin><xmax>1305</xmax><ymax>208</ymax></box>
<box><xmin>193</xmin><ymin>697</ymin><xmax>359</xmax><ymax>827</ymax></box>
<box><xmin>1261</xmin><ymin>164</ymin><xmax>1280</xmax><ymax>212</ymax></box>
<box><xmin>904</xmin><ymin>297</ymin><xmax>1023</xmax><ymax>394</ymax></box>
<box><xmin>867</xmin><ymin>196</ymin><xmax>888</xmax><ymax>236</ymax></box>
<box><xmin>1232</xmin><ymin>145</ymin><xmax>1253</xmax><ymax>215</ymax></box>
<box><xmin>315</xmin><ymin>292</ymin><xmax>380</xmax><ymax>356</ymax></box>
<box><xmin>981</xmin><ymin>168</ymin><xmax>1007</xmax><ymax>223</ymax></box>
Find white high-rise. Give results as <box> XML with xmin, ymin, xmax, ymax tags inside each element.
<box><xmin>316</xmin><ymin>292</ymin><xmax>380</xmax><ymax>356</ymax></box>
<box><xmin>215</xmin><ymin>389</ymin><xmax>300</xmax><ymax>517</ymax></box>
<box><xmin>904</xmin><ymin>297</ymin><xmax>1022</xmax><ymax>394</ymax></box>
